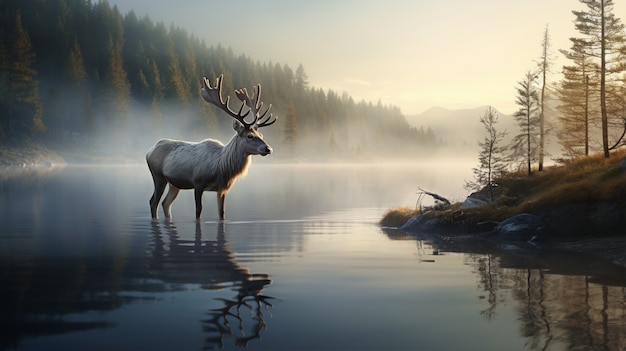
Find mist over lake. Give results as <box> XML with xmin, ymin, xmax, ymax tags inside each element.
<box><xmin>1</xmin><ymin>163</ymin><xmax>624</xmax><ymax>351</ymax></box>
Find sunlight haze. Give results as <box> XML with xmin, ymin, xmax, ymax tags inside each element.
<box><xmin>109</xmin><ymin>0</ymin><xmax>625</xmax><ymax>116</ymax></box>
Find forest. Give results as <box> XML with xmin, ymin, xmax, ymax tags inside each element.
<box><xmin>0</xmin><ymin>0</ymin><xmax>438</xmax><ymax>161</ymax></box>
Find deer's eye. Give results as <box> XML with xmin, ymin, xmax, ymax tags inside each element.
<box><xmin>247</xmin><ymin>134</ymin><xmax>254</xmax><ymax>140</ymax></box>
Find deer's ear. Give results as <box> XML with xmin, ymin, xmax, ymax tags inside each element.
<box><xmin>233</xmin><ymin>119</ymin><xmax>246</xmax><ymax>135</ymax></box>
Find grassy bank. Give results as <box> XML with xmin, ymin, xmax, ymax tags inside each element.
<box><xmin>381</xmin><ymin>149</ymin><xmax>626</xmax><ymax>236</ymax></box>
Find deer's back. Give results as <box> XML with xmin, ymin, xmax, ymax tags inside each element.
<box><xmin>147</xmin><ymin>138</ymin><xmax>223</xmax><ymax>178</ymax></box>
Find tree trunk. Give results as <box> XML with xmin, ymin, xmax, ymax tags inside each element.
<box><xmin>600</xmin><ymin>0</ymin><xmax>609</xmax><ymax>158</ymax></box>
<box><xmin>584</xmin><ymin>75</ymin><xmax>589</xmax><ymax>156</ymax></box>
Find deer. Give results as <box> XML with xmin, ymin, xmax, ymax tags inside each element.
<box><xmin>146</xmin><ymin>74</ymin><xmax>277</xmax><ymax>220</ymax></box>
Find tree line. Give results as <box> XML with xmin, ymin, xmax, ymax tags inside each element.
<box><xmin>510</xmin><ymin>0</ymin><xmax>625</xmax><ymax>172</ymax></box>
<box><xmin>468</xmin><ymin>0</ymin><xmax>625</xmax><ymax>193</ymax></box>
<box><xmin>0</xmin><ymin>0</ymin><xmax>437</xmax><ymax>160</ymax></box>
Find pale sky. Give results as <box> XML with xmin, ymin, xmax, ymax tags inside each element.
<box><xmin>109</xmin><ymin>0</ymin><xmax>625</xmax><ymax>116</ymax></box>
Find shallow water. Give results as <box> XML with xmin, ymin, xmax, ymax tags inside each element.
<box><xmin>0</xmin><ymin>163</ymin><xmax>624</xmax><ymax>351</ymax></box>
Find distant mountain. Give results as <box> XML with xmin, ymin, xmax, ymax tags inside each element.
<box><xmin>405</xmin><ymin>106</ymin><xmax>516</xmax><ymax>153</ymax></box>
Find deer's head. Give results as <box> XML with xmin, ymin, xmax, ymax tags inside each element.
<box><xmin>201</xmin><ymin>75</ymin><xmax>276</xmax><ymax>156</ymax></box>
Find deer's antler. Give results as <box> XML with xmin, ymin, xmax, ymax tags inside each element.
<box><xmin>201</xmin><ymin>74</ymin><xmax>277</xmax><ymax>128</ymax></box>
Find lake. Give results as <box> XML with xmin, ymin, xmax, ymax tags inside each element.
<box><xmin>1</xmin><ymin>162</ymin><xmax>625</xmax><ymax>351</ymax></box>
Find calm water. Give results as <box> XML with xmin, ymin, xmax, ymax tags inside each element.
<box><xmin>0</xmin><ymin>162</ymin><xmax>625</xmax><ymax>351</ymax></box>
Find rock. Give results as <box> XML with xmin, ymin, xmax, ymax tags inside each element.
<box><xmin>618</xmin><ymin>157</ymin><xmax>626</xmax><ymax>170</ymax></box>
<box><xmin>461</xmin><ymin>197</ymin><xmax>488</xmax><ymax>209</ymax></box>
<box><xmin>540</xmin><ymin>202</ymin><xmax>625</xmax><ymax>237</ymax></box>
<box><xmin>401</xmin><ymin>215</ymin><xmax>441</xmax><ymax>232</ymax></box>
<box><xmin>491</xmin><ymin>213</ymin><xmax>549</xmax><ymax>242</ymax></box>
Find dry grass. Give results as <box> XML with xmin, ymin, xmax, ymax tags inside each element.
<box><xmin>380</xmin><ymin>207</ymin><xmax>420</xmax><ymax>227</ymax></box>
<box><xmin>506</xmin><ymin>149</ymin><xmax>626</xmax><ymax>213</ymax></box>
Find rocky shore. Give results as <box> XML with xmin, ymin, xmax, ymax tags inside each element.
<box><xmin>384</xmin><ymin>152</ymin><xmax>626</xmax><ymax>268</ymax></box>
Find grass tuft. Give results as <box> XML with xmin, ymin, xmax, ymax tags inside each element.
<box><xmin>380</xmin><ymin>207</ymin><xmax>420</xmax><ymax>227</ymax></box>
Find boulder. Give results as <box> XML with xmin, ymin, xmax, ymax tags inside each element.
<box><xmin>461</xmin><ymin>197</ymin><xmax>488</xmax><ymax>209</ymax></box>
<box><xmin>491</xmin><ymin>213</ymin><xmax>549</xmax><ymax>242</ymax></box>
<box><xmin>401</xmin><ymin>215</ymin><xmax>442</xmax><ymax>233</ymax></box>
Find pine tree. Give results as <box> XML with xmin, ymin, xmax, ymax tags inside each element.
<box><xmin>0</xmin><ymin>30</ymin><xmax>10</xmax><ymax>139</ymax></box>
<box><xmin>511</xmin><ymin>72</ymin><xmax>540</xmax><ymax>175</ymax></box>
<box><xmin>572</xmin><ymin>0</ymin><xmax>626</xmax><ymax>158</ymax></box>
<box><xmin>558</xmin><ymin>38</ymin><xmax>598</xmax><ymax>157</ymax></box>
<box><xmin>465</xmin><ymin>107</ymin><xmax>508</xmax><ymax>202</ymax></box>
<box><xmin>106</xmin><ymin>33</ymin><xmax>130</xmax><ymax>120</ymax></box>
<box><xmin>537</xmin><ymin>25</ymin><xmax>552</xmax><ymax>171</ymax></box>
<box><xmin>283</xmin><ymin>102</ymin><xmax>298</xmax><ymax>158</ymax></box>
<box><xmin>168</xmin><ymin>46</ymin><xmax>190</xmax><ymax>106</ymax></box>
<box><xmin>67</xmin><ymin>36</ymin><xmax>92</xmax><ymax>134</ymax></box>
<box><xmin>9</xmin><ymin>11</ymin><xmax>45</xmax><ymax>134</ymax></box>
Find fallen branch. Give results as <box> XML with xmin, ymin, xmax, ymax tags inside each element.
<box><xmin>416</xmin><ymin>187</ymin><xmax>451</xmax><ymax>212</ymax></box>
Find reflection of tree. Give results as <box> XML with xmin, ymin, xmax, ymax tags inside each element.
<box><xmin>466</xmin><ymin>252</ymin><xmax>626</xmax><ymax>350</ymax></box>
<box><xmin>397</xmin><ymin>228</ymin><xmax>626</xmax><ymax>351</ymax></box>
<box><xmin>476</xmin><ymin>255</ymin><xmax>500</xmax><ymax>321</ymax></box>
<box><xmin>514</xmin><ymin>269</ymin><xmax>552</xmax><ymax>350</ymax></box>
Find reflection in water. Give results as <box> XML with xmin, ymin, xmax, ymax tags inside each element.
<box><xmin>382</xmin><ymin>228</ymin><xmax>626</xmax><ymax>351</ymax></box>
<box><xmin>2</xmin><ymin>165</ymin><xmax>625</xmax><ymax>350</ymax></box>
<box><xmin>148</xmin><ymin>221</ymin><xmax>274</xmax><ymax>350</ymax></box>
<box><xmin>0</xmin><ymin>215</ymin><xmax>275</xmax><ymax>350</ymax></box>
<box><xmin>469</xmin><ymin>254</ymin><xmax>626</xmax><ymax>351</ymax></box>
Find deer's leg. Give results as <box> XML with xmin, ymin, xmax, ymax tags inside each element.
<box><xmin>217</xmin><ymin>192</ymin><xmax>226</xmax><ymax>220</ymax></box>
<box><xmin>150</xmin><ymin>176</ymin><xmax>167</xmax><ymax>219</ymax></box>
<box><xmin>194</xmin><ymin>186</ymin><xmax>204</xmax><ymax>219</ymax></box>
<box><xmin>161</xmin><ymin>184</ymin><xmax>180</xmax><ymax>219</ymax></box>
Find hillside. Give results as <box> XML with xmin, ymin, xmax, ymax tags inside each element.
<box><xmin>0</xmin><ymin>1</ymin><xmax>439</xmax><ymax>162</ymax></box>
<box><xmin>404</xmin><ymin>106</ymin><xmax>511</xmax><ymax>152</ymax></box>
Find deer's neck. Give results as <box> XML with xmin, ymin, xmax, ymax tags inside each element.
<box><xmin>220</xmin><ymin>135</ymin><xmax>251</xmax><ymax>178</ymax></box>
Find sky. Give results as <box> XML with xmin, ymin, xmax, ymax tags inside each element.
<box><xmin>109</xmin><ymin>0</ymin><xmax>625</xmax><ymax>116</ymax></box>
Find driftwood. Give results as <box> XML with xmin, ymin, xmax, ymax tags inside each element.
<box><xmin>416</xmin><ymin>187</ymin><xmax>451</xmax><ymax>211</ymax></box>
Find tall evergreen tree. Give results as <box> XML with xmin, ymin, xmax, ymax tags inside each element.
<box><xmin>106</xmin><ymin>33</ymin><xmax>131</xmax><ymax>120</ymax></box>
<box><xmin>167</xmin><ymin>45</ymin><xmax>190</xmax><ymax>106</ymax></box>
<box><xmin>9</xmin><ymin>11</ymin><xmax>45</xmax><ymax>134</ymax></box>
<box><xmin>537</xmin><ymin>25</ymin><xmax>552</xmax><ymax>171</ymax></box>
<box><xmin>67</xmin><ymin>36</ymin><xmax>91</xmax><ymax>132</ymax></box>
<box><xmin>558</xmin><ymin>38</ymin><xmax>598</xmax><ymax>157</ymax></box>
<box><xmin>283</xmin><ymin>102</ymin><xmax>298</xmax><ymax>158</ymax></box>
<box><xmin>511</xmin><ymin>72</ymin><xmax>540</xmax><ymax>175</ymax></box>
<box><xmin>572</xmin><ymin>0</ymin><xmax>626</xmax><ymax>158</ymax></box>
<box><xmin>0</xmin><ymin>30</ymin><xmax>10</xmax><ymax>139</ymax></box>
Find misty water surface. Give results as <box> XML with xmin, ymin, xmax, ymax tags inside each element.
<box><xmin>0</xmin><ymin>163</ymin><xmax>625</xmax><ymax>351</ymax></box>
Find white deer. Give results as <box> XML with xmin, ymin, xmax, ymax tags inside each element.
<box><xmin>146</xmin><ymin>74</ymin><xmax>277</xmax><ymax>220</ymax></box>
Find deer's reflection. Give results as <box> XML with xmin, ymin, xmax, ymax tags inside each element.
<box><xmin>150</xmin><ymin>221</ymin><xmax>274</xmax><ymax>349</ymax></box>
